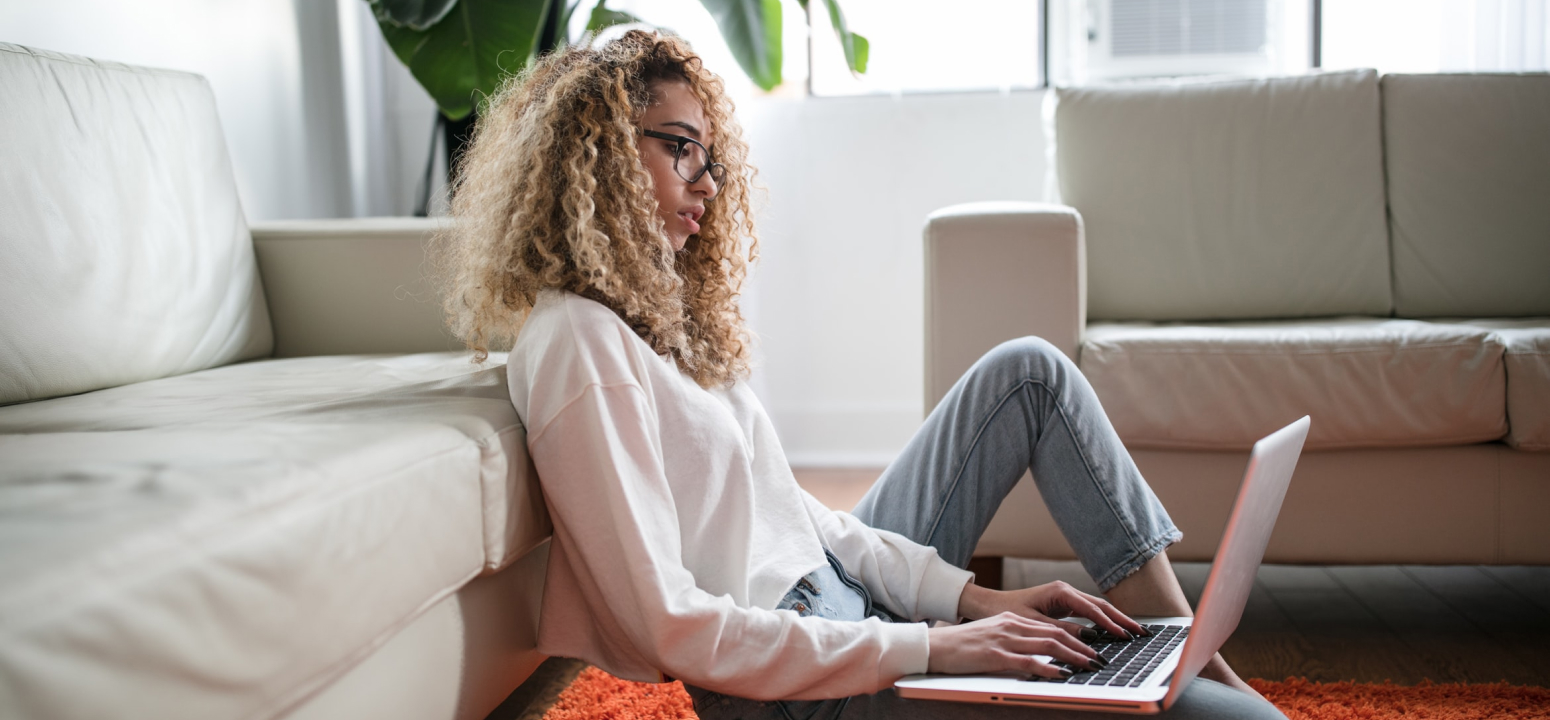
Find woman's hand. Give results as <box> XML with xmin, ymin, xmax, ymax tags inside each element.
<box><xmin>926</xmin><ymin>581</ymin><xmax>1153</xmax><ymax>677</ymax></box>
<box><xmin>926</xmin><ymin>612</ymin><xmax>1105</xmax><ymax>677</ymax></box>
<box><xmin>957</xmin><ymin>581</ymin><xmax>1150</xmax><ymax>641</ymax></box>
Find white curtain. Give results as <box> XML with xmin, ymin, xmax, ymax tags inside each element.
<box><xmin>1438</xmin><ymin>0</ymin><xmax>1550</xmax><ymax>71</ymax></box>
<box><xmin>331</xmin><ymin>0</ymin><xmax>444</xmax><ymax>217</ymax></box>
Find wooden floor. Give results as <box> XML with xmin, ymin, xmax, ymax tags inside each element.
<box><xmin>796</xmin><ymin>469</ymin><xmax>1550</xmax><ymax>687</ymax></box>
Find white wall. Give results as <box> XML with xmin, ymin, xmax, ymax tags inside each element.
<box><xmin>0</xmin><ymin>0</ymin><xmax>438</xmax><ymax>222</ymax></box>
<box><xmin>739</xmin><ymin>90</ymin><xmax>1048</xmax><ymax>466</ymax></box>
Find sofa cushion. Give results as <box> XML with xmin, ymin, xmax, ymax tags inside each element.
<box><xmin>0</xmin><ymin>425</ymin><xmax>482</xmax><ymax>720</ymax></box>
<box><xmin>1079</xmin><ymin>319</ymin><xmax>1506</xmax><ymax>450</ymax></box>
<box><xmin>0</xmin><ymin>44</ymin><xmax>271</xmax><ymax>405</ymax></box>
<box><xmin>1052</xmin><ymin>69</ymin><xmax>1392</xmax><ymax>322</ymax></box>
<box><xmin>0</xmin><ymin>352</ymin><xmax>544</xmax><ymax>570</ymax></box>
<box><xmin>1456</xmin><ymin>319</ymin><xmax>1550</xmax><ymax>451</ymax></box>
<box><xmin>1383</xmin><ymin>74</ymin><xmax>1550</xmax><ymax>317</ymax></box>
<box><xmin>0</xmin><ymin>353</ymin><xmax>544</xmax><ymax>720</ymax></box>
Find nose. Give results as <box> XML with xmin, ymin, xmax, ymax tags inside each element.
<box><xmin>689</xmin><ymin>168</ymin><xmax>718</xmax><ymax>199</ymax></box>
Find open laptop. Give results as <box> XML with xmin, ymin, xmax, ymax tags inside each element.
<box><xmin>896</xmin><ymin>416</ymin><xmax>1310</xmax><ymax>714</ymax></box>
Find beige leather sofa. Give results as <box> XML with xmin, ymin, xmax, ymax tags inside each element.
<box><xmin>0</xmin><ymin>45</ymin><xmax>549</xmax><ymax>719</ymax></box>
<box><xmin>926</xmin><ymin>70</ymin><xmax>1550</xmax><ymax>568</ymax></box>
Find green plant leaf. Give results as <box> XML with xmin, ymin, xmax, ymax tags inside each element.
<box><xmin>699</xmin><ymin>0</ymin><xmax>782</xmax><ymax>91</ymax></box>
<box><xmin>371</xmin><ymin>0</ymin><xmax>459</xmax><ymax>30</ymax></box>
<box><xmin>795</xmin><ymin>0</ymin><xmax>867</xmax><ymax>74</ymax></box>
<box><xmin>371</xmin><ymin>0</ymin><xmax>550</xmax><ymax>120</ymax></box>
<box><xmin>586</xmin><ymin>0</ymin><xmax>643</xmax><ymax>33</ymax></box>
<box><xmin>819</xmin><ymin>0</ymin><xmax>867</xmax><ymax>74</ymax></box>
<box><xmin>558</xmin><ymin>0</ymin><xmax>582</xmax><ymax>43</ymax></box>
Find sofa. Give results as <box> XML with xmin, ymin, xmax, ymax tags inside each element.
<box><xmin>924</xmin><ymin>69</ymin><xmax>1550</xmax><ymax>570</ymax></box>
<box><xmin>0</xmin><ymin>44</ymin><xmax>549</xmax><ymax>719</ymax></box>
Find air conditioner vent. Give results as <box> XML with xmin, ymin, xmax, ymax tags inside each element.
<box><xmin>1111</xmin><ymin>0</ymin><xmax>1267</xmax><ymax>57</ymax></box>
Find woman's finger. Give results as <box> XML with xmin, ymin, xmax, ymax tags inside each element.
<box><xmin>1018</xmin><ymin>609</ymin><xmax>1091</xmax><ymax>640</ymax></box>
<box><xmin>1054</xmin><ymin>619</ymin><xmax>1102</xmax><ymax>643</ymax></box>
<box><xmin>1085</xmin><ymin>593</ymin><xmax>1152</xmax><ymax>637</ymax></box>
<box><xmin>1003</xmin><ymin>615</ymin><xmax>1097</xmax><ymax>661</ymax></box>
<box><xmin>1062</xmin><ymin>594</ymin><xmax>1136</xmax><ymax>639</ymax></box>
<box><xmin>1004</xmin><ymin>651</ymin><xmax>1076</xmax><ymax>680</ymax></box>
<box><xmin>1005</xmin><ymin>634</ymin><xmax>1104</xmax><ymax>670</ymax></box>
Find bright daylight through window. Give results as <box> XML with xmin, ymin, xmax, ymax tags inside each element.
<box><xmin>809</xmin><ymin>0</ymin><xmax>1044</xmax><ymax>94</ymax></box>
<box><xmin>1321</xmin><ymin>0</ymin><xmax>1550</xmax><ymax>73</ymax></box>
<box><xmin>806</xmin><ymin>0</ymin><xmax>1547</xmax><ymax>95</ymax></box>
<box><xmin>809</xmin><ymin>0</ymin><xmax>1314</xmax><ymax>94</ymax></box>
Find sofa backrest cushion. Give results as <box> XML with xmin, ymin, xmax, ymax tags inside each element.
<box><xmin>1053</xmin><ymin>70</ymin><xmax>1393</xmax><ymax>321</ymax></box>
<box><xmin>1382</xmin><ymin>73</ymin><xmax>1550</xmax><ymax>317</ymax></box>
<box><xmin>0</xmin><ymin>44</ymin><xmax>272</xmax><ymax>405</ymax></box>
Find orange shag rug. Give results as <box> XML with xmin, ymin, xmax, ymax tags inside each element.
<box><xmin>542</xmin><ymin>667</ymin><xmax>1550</xmax><ymax>720</ymax></box>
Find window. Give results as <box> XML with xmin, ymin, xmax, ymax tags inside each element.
<box><xmin>1049</xmin><ymin>0</ymin><xmax>1313</xmax><ymax>83</ymax></box>
<box><xmin>1319</xmin><ymin>0</ymin><xmax>1550</xmax><ymax>74</ymax></box>
<box><xmin>808</xmin><ymin>0</ymin><xmax>1315</xmax><ymax>96</ymax></box>
<box><xmin>809</xmin><ymin>0</ymin><xmax>1045</xmax><ymax>95</ymax></box>
<box><xmin>584</xmin><ymin>0</ymin><xmax>1548</xmax><ymax>101</ymax></box>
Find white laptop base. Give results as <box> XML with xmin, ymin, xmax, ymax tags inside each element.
<box><xmin>896</xmin><ymin>416</ymin><xmax>1310</xmax><ymax>714</ymax></box>
<box><xmin>897</xmin><ymin>615</ymin><xmax>1192</xmax><ymax>713</ymax></box>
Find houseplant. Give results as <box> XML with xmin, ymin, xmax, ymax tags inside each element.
<box><xmin>367</xmin><ymin>0</ymin><xmax>868</xmax><ymax>211</ymax></box>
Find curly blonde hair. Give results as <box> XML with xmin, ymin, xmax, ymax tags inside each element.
<box><xmin>436</xmin><ymin>30</ymin><xmax>757</xmax><ymax>388</ymax></box>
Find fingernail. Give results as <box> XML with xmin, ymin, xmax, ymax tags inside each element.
<box><xmin>1138</xmin><ymin>627</ymin><xmax>1153</xmax><ymax>637</ymax></box>
<box><xmin>1079</xmin><ymin>628</ymin><xmax>1100</xmax><ymax>641</ymax></box>
<box><xmin>1088</xmin><ymin>658</ymin><xmax>1107</xmax><ymax>670</ymax></box>
<box><xmin>1059</xmin><ymin>668</ymin><xmax>1075</xmax><ymax>678</ymax></box>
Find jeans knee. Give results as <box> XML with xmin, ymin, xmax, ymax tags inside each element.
<box><xmin>1177</xmin><ymin>679</ymin><xmax>1288</xmax><ymax>720</ymax></box>
<box><xmin>980</xmin><ymin>336</ymin><xmax>1071</xmax><ymax>381</ymax></box>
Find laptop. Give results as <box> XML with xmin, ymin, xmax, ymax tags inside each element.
<box><xmin>896</xmin><ymin>416</ymin><xmax>1310</xmax><ymax>714</ymax></box>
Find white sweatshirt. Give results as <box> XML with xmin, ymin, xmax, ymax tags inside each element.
<box><xmin>505</xmin><ymin>290</ymin><xmax>973</xmax><ymax>700</ymax></box>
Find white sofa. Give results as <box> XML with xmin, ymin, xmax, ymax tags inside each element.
<box><xmin>925</xmin><ymin>70</ymin><xmax>1550</xmax><ymax>569</ymax></box>
<box><xmin>0</xmin><ymin>45</ymin><xmax>549</xmax><ymax>719</ymax></box>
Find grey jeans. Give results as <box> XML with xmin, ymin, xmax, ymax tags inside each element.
<box><xmin>685</xmin><ymin>338</ymin><xmax>1285</xmax><ymax>720</ymax></box>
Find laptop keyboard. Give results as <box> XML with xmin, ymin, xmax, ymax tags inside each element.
<box><xmin>1041</xmin><ymin>624</ymin><xmax>1189</xmax><ymax>688</ymax></box>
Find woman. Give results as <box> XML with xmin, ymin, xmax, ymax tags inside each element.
<box><xmin>439</xmin><ymin>30</ymin><xmax>1284</xmax><ymax>720</ymax></box>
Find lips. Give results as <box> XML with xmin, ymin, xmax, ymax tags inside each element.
<box><xmin>677</xmin><ymin>206</ymin><xmax>703</xmax><ymax>235</ymax></box>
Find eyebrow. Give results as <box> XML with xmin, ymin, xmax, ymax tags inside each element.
<box><xmin>657</xmin><ymin>120</ymin><xmax>702</xmax><ymax>139</ymax></box>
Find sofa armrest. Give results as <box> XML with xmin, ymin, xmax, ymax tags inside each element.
<box><xmin>251</xmin><ymin>218</ymin><xmax>463</xmax><ymax>358</ymax></box>
<box><xmin>924</xmin><ymin>202</ymin><xmax>1086</xmax><ymax>413</ymax></box>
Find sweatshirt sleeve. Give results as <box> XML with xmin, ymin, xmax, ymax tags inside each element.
<box><xmin>527</xmin><ymin>381</ymin><xmax>933</xmax><ymax>700</ymax></box>
<box><xmin>800</xmin><ymin>490</ymin><xmax>974</xmax><ymax>624</ymax></box>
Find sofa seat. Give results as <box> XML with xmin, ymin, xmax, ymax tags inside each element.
<box><xmin>1457</xmin><ymin>319</ymin><xmax>1550</xmax><ymax>451</ymax></box>
<box><xmin>1080</xmin><ymin>318</ymin><xmax>1508</xmax><ymax>451</ymax></box>
<box><xmin>0</xmin><ymin>352</ymin><xmax>545</xmax><ymax>720</ymax></box>
<box><xmin>0</xmin><ymin>351</ymin><xmax>544</xmax><ymax>570</ymax></box>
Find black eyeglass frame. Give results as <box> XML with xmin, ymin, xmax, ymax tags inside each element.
<box><xmin>642</xmin><ymin>129</ymin><xmax>727</xmax><ymax>185</ymax></box>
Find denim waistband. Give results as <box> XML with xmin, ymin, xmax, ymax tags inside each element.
<box><xmin>776</xmin><ymin>548</ymin><xmax>896</xmax><ymax>623</ymax></box>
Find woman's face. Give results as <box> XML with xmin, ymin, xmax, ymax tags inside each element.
<box><xmin>640</xmin><ymin>80</ymin><xmax>718</xmax><ymax>251</ymax></box>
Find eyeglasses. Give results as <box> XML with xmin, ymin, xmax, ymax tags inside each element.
<box><xmin>643</xmin><ymin>129</ymin><xmax>726</xmax><ymax>186</ymax></box>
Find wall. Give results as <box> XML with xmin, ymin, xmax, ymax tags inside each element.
<box><xmin>0</xmin><ymin>0</ymin><xmax>437</xmax><ymax>222</ymax></box>
<box><xmin>739</xmin><ymin>90</ymin><xmax>1048</xmax><ymax>466</ymax></box>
